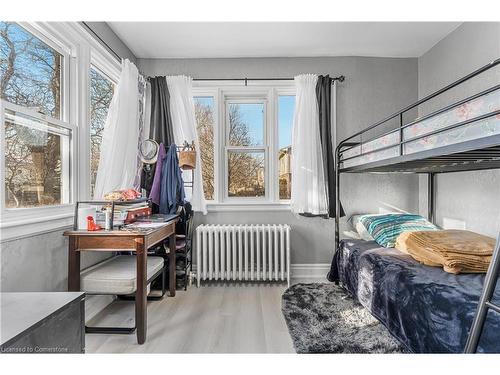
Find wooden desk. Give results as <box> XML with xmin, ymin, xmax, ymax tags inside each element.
<box><xmin>63</xmin><ymin>217</ymin><xmax>178</xmax><ymax>345</ymax></box>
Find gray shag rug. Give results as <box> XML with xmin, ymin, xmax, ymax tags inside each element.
<box><xmin>282</xmin><ymin>283</ymin><xmax>407</xmax><ymax>353</ymax></box>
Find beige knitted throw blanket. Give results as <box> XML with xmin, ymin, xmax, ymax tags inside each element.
<box><xmin>395</xmin><ymin>230</ymin><xmax>495</xmax><ymax>274</ymax></box>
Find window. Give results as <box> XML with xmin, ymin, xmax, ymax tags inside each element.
<box><xmin>0</xmin><ymin>22</ymin><xmax>63</xmax><ymax>119</ymax></box>
<box><xmin>0</xmin><ymin>22</ymin><xmax>121</xmax><ymax>240</ymax></box>
<box><xmin>89</xmin><ymin>67</ymin><xmax>114</xmax><ymax>195</ymax></box>
<box><xmin>226</xmin><ymin>101</ymin><xmax>266</xmax><ymax>198</ymax></box>
<box><xmin>3</xmin><ymin>105</ymin><xmax>71</xmax><ymax>208</ymax></box>
<box><xmin>193</xmin><ymin>84</ymin><xmax>295</xmax><ymax>207</ymax></box>
<box><xmin>194</xmin><ymin>96</ymin><xmax>215</xmax><ymax>200</ymax></box>
<box><xmin>228</xmin><ymin>103</ymin><xmax>264</xmax><ymax>146</ymax></box>
<box><xmin>228</xmin><ymin>150</ymin><xmax>265</xmax><ymax>197</ymax></box>
<box><xmin>1</xmin><ymin>22</ymin><xmax>71</xmax><ymax>210</ymax></box>
<box><xmin>278</xmin><ymin>95</ymin><xmax>295</xmax><ymax>200</ymax></box>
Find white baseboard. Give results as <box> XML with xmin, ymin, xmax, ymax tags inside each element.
<box><xmin>290</xmin><ymin>263</ymin><xmax>330</xmax><ymax>279</ymax></box>
<box><xmin>192</xmin><ymin>263</ymin><xmax>330</xmax><ymax>280</ymax></box>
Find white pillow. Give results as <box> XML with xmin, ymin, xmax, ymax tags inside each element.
<box><xmin>352</xmin><ymin>216</ymin><xmax>375</xmax><ymax>241</ymax></box>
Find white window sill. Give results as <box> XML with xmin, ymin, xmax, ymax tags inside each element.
<box><xmin>206</xmin><ymin>202</ymin><xmax>291</xmax><ymax>212</ymax></box>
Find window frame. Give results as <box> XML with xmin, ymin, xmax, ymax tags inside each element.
<box><xmin>78</xmin><ymin>27</ymin><xmax>120</xmax><ymax>202</ymax></box>
<box><xmin>192</xmin><ymin>89</ymin><xmax>220</xmax><ymax>202</ymax></box>
<box><xmin>0</xmin><ymin>22</ymin><xmax>75</xmax><ymax>230</ymax></box>
<box><xmin>192</xmin><ymin>81</ymin><xmax>296</xmax><ymax>211</ymax></box>
<box><xmin>224</xmin><ymin>97</ymin><xmax>268</xmax><ymax>202</ymax></box>
<box><xmin>88</xmin><ymin>61</ymin><xmax>118</xmax><ymax>198</ymax></box>
<box><xmin>16</xmin><ymin>22</ymin><xmax>72</xmax><ymax>123</ymax></box>
<box><xmin>0</xmin><ymin>22</ymin><xmax>121</xmax><ymax>241</ymax></box>
<box><xmin>274</xmin><ymin>87</ymin><xmax>296</xmax><ymax>202</ymax></box>
<box><xmin>0</xmin><ymin>99</ymin><xmax>76</xmax><ymax>218</ymax></box>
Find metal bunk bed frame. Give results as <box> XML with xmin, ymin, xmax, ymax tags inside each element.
<box><xmin>333</xmin><ymin>58</ymin><xmax>500</xmax><ymax>353</ymax></box>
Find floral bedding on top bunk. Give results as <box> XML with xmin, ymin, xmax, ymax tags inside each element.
<box><xmin>342</xmin><ymin>88</ymin><xmax>500</xmax><ymax>168</ymax></box>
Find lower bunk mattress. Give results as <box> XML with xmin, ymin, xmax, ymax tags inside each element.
<box><xmin>332</xmin><ymin>239</ymin><xmax>500</xmax><ymax>353</ymax></box>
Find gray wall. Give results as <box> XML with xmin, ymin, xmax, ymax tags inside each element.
<box><xmin>140</xmin><ymin>56</ymin><xmax>420</xmax><ymax>263</ymax></box>
<box><xmin>82</xmin><ymin>22</ymin><xmax>137</xmax><ymax>63</ymax></box>
<box><xmin>1</xmin><ymin>230</ymin><xmax>109</xmax><ymax>292</ymax></box>
<box><xmin>0</xmin><ymin>228</ymin><xmax>114</xmax><ymax>320</ymax></box>
<box><xmin>417</xmin><ymin>22</ymin><xmax>500</xmax><ymax>237</ymax></box>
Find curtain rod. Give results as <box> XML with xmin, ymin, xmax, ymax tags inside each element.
<box><xmin>81</xmin><ymin>22</ymin><xmax>122</xmax><ymax>62</ymax></box>
<box><xmin>192</xmin><ymin>76</ymin><xmax>345</xmax><ymax>85</ymax></box>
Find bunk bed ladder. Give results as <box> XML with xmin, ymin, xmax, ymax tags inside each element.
<box><xmin>464</xmin><ymin>233</ymin><xmax>500</xmax><ymax>353</ymax></box>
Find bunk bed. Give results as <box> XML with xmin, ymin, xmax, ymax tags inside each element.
<box><xmin>331</xmin><ymin>58</ymin><xmax>500</xmax><ymax>353</ymax></box>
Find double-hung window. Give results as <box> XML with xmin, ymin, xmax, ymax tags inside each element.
<box><xmin>226</xmin><ymin>99</ymin><xmax>267</xmax><ymax>199</ymax></box>
<box><xmin>193</xmin><ymin>84</ymin><xmax>295</xmax><ymax>209</ymax></box>
<box><xmin>1</xmin><ymin>22</ymin><xmax>73</xmax><ymax>214</ymax></box>
<box><xmin>0</xmin><ymin>22</ymin><xmax>121</xmax><ymax>240</ymax></box>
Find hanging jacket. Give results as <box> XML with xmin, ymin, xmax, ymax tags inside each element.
<box><xmin>159</xmin><ymin>143</ymin><xmax>185</xmax><ymax>214</ymax></box>
<box><xmin>148</xmin><ymin>143</ymin><xmax>166</xmax><ymax>205</ymax></box>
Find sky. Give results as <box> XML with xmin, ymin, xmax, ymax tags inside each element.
<box><xmin>231</xmin><ymin>102</ymin><xmax>264</xmax><ymax>145</ymax></box>
<box><xmin>278</xmin><ymin>95</ymin><xmax>295</xmax><ymax>148</ymax></box>
<box><xmin>194</xmin><ymin>95</ymin><xmax>295</xmax><ymax>149</ymax></box>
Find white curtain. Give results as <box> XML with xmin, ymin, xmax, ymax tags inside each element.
<box><xmin>291</xmin><ymin>74</ymin><xmax>328</xmax><ymax>215</ymax></box>
<box><xmin>94</xmin><ymin>59</ymin><xmax>140</xmax><ymax>199</ymax></box>
<box><xmin>166</xmin><ymin>75</ymin><xmax>207</xmax><ymax>214</ymax></box>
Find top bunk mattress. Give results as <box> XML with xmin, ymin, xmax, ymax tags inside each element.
<box><xmin>341</xmin><ymin>87</ymin><xmax>500</xmax><ymax>169</ymax></box>
<box><xmin>334</xmin><ymin>239</ymin><xmax>500</xmax><ymax>353</ymax></box>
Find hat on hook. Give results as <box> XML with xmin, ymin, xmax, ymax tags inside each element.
<box><xmin>139</xmin><ymin>139</ymin><xmax>159</xmax><ymax>164</ymax></box>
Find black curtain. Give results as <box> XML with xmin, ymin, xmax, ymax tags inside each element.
<box><xmin>149</xmin><ymin>76</ymin><xmax>174</xmax><ymax>145</ymax></box>
<box><xmin>141</xmin><ymin>76</ymin><xmax>175</xmax><ymax>197</ymax></box>
<box><xmin>316</xmin><ymin>75</ymin><xmax>345</xmax><ymax>218</ymax></box>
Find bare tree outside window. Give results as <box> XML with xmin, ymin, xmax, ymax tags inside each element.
<box><xmin>1</xmin><ymin>22</ymin><xmax>62</xmax><ymax>118</ymax></box>
<box><xmin>4</xmin><ymin>111</ymin><xmax>68</xmax><ymax>208</ymax></box>
<box><xmin>194</xmin><ymin>97</ymin><xmax>215</xmax><ymax>200</ymax></box>
<box><xmin>228</xmin><ymin>150</ymin><xmax>265</xmax><ymax>197</ymax></box>
<box><xmin>90</xmin><ymin>67</ymin><xmax>114</xmax><ymax>195</ymax></box>
<box><xmin>194</xmin><ymin>97</ymin><xmax>268</xmax><ymax>199</ymax></box>
<box><xmin>227</xmin><ymin>103</ymin><xmax>266</xmax><ymax>197</ymax></box>
<box><xmin>1</xmin><ymin>22</ymin><xmax>67</xmax><ymax>208</ymax></box>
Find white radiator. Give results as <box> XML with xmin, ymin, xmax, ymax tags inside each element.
<box><xmin>196</xmin><ymin>224</ymin><xmax>291</xmax><ymax>287</ymax></box>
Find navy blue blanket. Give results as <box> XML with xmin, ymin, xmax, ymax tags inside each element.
<box><xmin>332</xmin><ymin>239</ymin><xmax>500</xmax><ymax>353</ymax></box>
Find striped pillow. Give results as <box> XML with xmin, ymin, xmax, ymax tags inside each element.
<box><xmin>358</xmin><ymin>214</ymin><xmax>438</xmax><ymax>248</ymax></box>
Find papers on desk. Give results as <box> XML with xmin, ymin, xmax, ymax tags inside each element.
<box><xmin>121</xmin><ymin>214</ymin><xmax>176</xmax><ymax>232</ymax></box>
<box><xmin>124</xmin><ymin>222</ymin><xmax>166</xmax><ymax>230</ymax></box>
<box><xmin>135</xmin><ymin>214</ymin><xmax>177</xmax><ymax>223</ymax></box>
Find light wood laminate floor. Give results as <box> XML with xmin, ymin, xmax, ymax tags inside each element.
<box><xmin>85</xmin><ymin>280</ymin><xmax>317</xmax><ymax>353</ymax></box>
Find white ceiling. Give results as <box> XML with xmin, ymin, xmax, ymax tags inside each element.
<box><xmin>108</xmin><ymin>22</ymin><xmax>461</xmax><ymax>59</ymax></box>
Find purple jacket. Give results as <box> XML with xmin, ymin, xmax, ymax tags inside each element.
<box><xmin>148</xmin><ymin>142</ymin><xmax>166</xmax><ymax>205</ymax></box>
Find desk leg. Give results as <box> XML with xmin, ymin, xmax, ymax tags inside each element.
<box><xmin>136</xmin><ymin>238</ymin><xmax>147</xmax><ymax>345</ymax></box>
<box><xmin>169</xmin><ymin>233</ymin><xmax>176</xmax><ymax>297</ymax></box>
<box><xmin>68</xmin><ymin>237</ymin><xmax>80</xmax><ymax>291</ymax></box>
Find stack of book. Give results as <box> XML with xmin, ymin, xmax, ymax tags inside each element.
<box><xmin>115</xmin><ymin>201</ymin><xmax>151</xmax><ymax>225</ymax></box>
<box><xmin>95</xmin><ymin>200</ymin><xmax>151</xmax><ymax>227</ymax></box>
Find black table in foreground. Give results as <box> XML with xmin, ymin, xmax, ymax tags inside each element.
<box><xmin>0</xmin><ymin>292</ymin><xmax>85</xmax><ymax>353</ymax></box>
